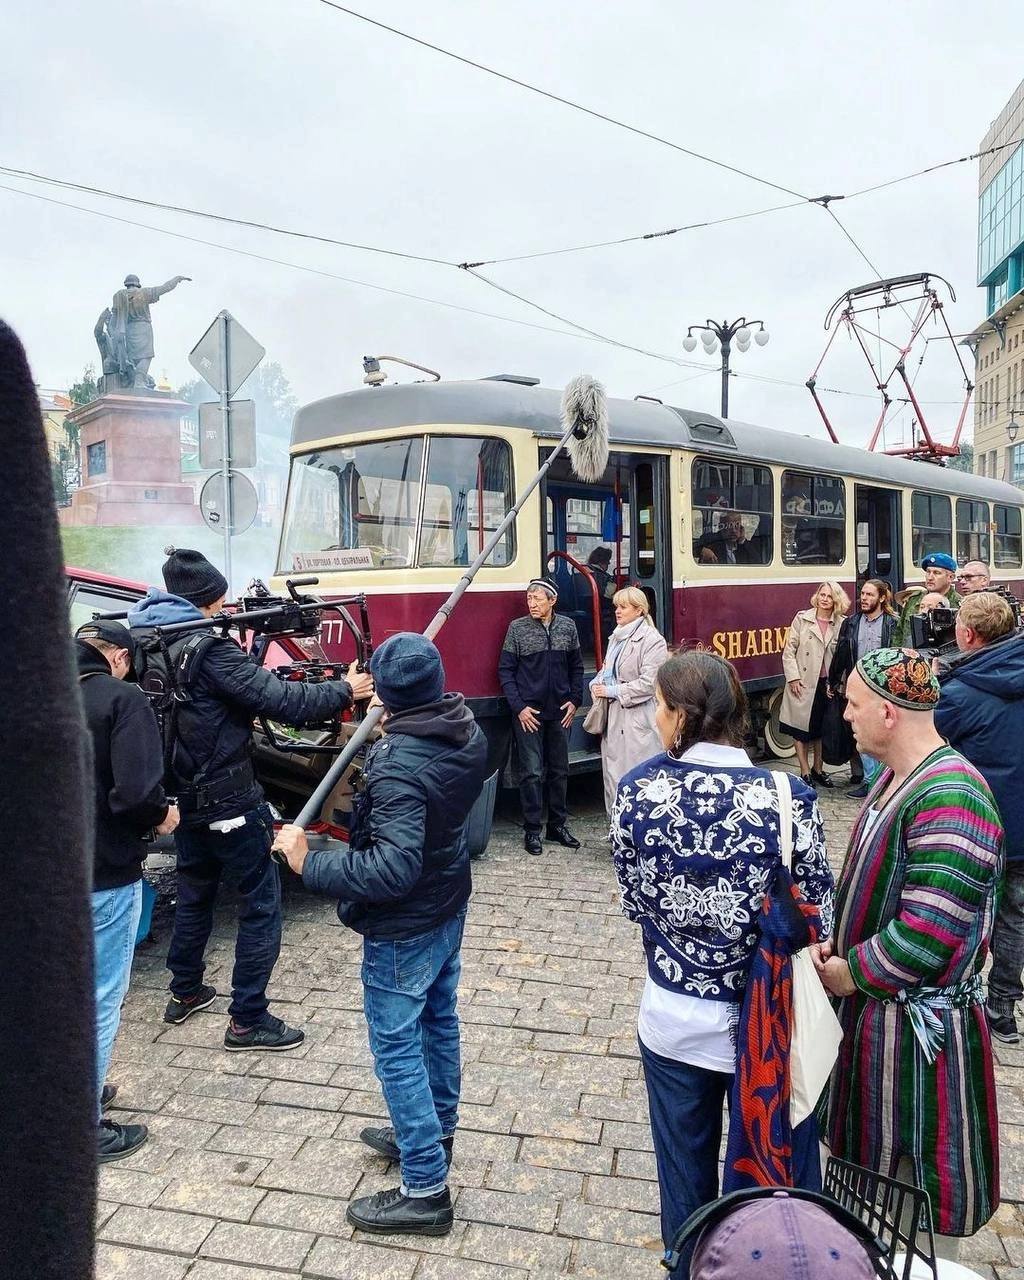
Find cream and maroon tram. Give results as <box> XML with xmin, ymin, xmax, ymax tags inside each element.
<box><xmin>271</xmin><ymin>374</ymin><xmax>1024</xmax><ymax>775</ymax></box>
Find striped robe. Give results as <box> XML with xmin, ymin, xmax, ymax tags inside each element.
<box><xmin>825</xmin><ymin>745</ymin><xmax>1002</xmax><ymax>1236</ymax></box>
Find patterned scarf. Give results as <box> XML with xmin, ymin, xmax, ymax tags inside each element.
<box><xmin>723</xmin><ymin>862</ymin><xmax>824</xmax><ymax>1190</ymax></box>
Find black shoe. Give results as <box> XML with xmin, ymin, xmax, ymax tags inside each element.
<box><xmin>801</xmin><ymin>773</ymin><xmax>816</xmax><ymax>789</ymax></box>
<box><xmin>224</xmin><ymin>1013</ymin><xmax>305</xmax><ymax>1053</ymax></box>
<box><xmin>986</xmin><ymin>1006</ymin><xmax>1021</xmax><ymax>1045</ymax></box>
<box><xmin>101</xmin><ymin>1083</ymin><xmax>118</xmax><ymax>1111</ymax></box>
<box><xmin>545</xmin><ymin>824</ymin><xmax>581</xmax><ymax>849</ymax></box>
<box><xmin>810</xmin><ymin>770</ymin><xmax>834</xmax><ymax>789</ymax></box>
<box><xmin>98</xmin><ymin>1120</ymin><xmax>148</xmax><ymax>1163</ymax></box>
<box><xmin>360</xmin><ymin>1125</ymin><xmax>454</xmax><ymax>1167</ymax></box>
<box><xmin>848</xmin><ymin>772</ymin><xmax>864</xmax><ymax>786</ymax></box>
<box><xmin>346</xmin><ymin>1185</ymin><xmax>453</xmax><ymax>1236</ymax></box>
<box><xmin>847</xmin><ymin>783</ymin><xmax>869</xmax><ymax>799</ymax></box>
<box><xmin>524</xmin><ymin>832</ymin><xmax>543</xmax><ymax>856</ymax></box>
<box><xmin>163</xmin><ymin>984</ymin><xmax>217</xmax><ymax>1025</ymax></box>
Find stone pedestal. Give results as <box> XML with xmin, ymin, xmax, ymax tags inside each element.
<box><xmin>59</xmin><ymin>392</ymin><xmax>201</xmax><ymax>527</ymax></box>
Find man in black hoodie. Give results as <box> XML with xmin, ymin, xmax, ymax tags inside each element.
<box><xmin>275</xmin><ymin>632</ymin><xmax>488</xmax><ymax>1238</ymax></box>
<box><xmin>75</xmin><ymin>620</ymin><xmax>179</xmax><ymax>1162</ymax></box>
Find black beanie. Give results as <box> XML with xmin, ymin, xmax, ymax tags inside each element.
<box><xmin>369</xmin><ymin>632</ymin><xmax>445</xmax><ymax>712</ymax></box>
<box><xmin>162</xmin><ymin>546</ymin><xmax>229</xmax><ymax>606</ymax></box>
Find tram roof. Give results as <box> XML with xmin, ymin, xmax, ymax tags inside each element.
<box><xmin>292</xmin><ymin>378</ymin><xmax>1022</xmax><ymax>505</ymax></box>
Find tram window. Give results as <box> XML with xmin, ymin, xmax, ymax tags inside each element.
<box><xmin>635</xmin><ymin>462</ymin><xmax>658</xmax><ymax>578</ymax></box>
<box><xmin>781</xmin><ymin>471</ymin><xmax>845</xmax><ymax>566</ymax></box>
<box><xmin>911</xmin><ymin>492</ymin><xmax>952</xmax><ymax>562</ymax></box>
<box><xmin>956</xmin><ymin>499</ymin><xmax>991</xmax><ymax>564</ymax></box>
<box><xmin>995</xmin><ymin>504</ymin><xmax>1023</xmax><ymax>568</ymax></box>
<box><xmin>691</xmin><ymin>459</ymin><xmax>772</xmax><ymax>565</ymax></box>
<box><xmin>418</xmin><ymin>437</ymin><xmax>515</xmax><ymax>568</ymax></box>
<box><xmin>278</xmin><ymin>437</ymin><xmax>423</xmax><ymax>572</ymax></box>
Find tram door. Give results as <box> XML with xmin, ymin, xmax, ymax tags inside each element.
<box><xmin>855</xmin><ymin>486</ymin><xmax>902</xmax><ymax>591</ymax></box>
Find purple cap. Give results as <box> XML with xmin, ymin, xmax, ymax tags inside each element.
<box><xmin>691</xmin><ymin>1193</ymin><xmax>877</xmax><ymax>1280</ymax></box>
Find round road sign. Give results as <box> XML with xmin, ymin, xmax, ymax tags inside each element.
<box><xmin>200</xmin><ymin>470</ymin><xmax>258</xmax><ymax>536</ymax></box>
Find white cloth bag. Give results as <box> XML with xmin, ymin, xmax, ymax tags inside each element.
<box><xmin>771</xmin><ymin>771</ymin><xmax>844</xmax><ymax>1127</ymax></box>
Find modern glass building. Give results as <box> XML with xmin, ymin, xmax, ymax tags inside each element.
<box><xmin>979</xmin><ymin>141</ymin><xmax>1024</xmax><ymax>315</ymax></box>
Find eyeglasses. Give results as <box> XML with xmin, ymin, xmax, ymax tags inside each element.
<box><xmin>957</xmin><ymin>573</ymin><xmax>987</xmax><ymax>580</ymax></box>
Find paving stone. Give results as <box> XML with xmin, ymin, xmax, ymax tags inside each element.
<box><xmin>303</xmin><ymin>1236</ymin><xmax>419</xmax><ymax>1279</ymax></box>
<box><xmin>96</xmin><ymin>1200</ymin><xmax>119</xmax><ymax>1230</ymax></box>
<box><xmin>256</xmin><ymin>1156</ymin><xmax>363</xmax><ymax>1198</ymax></box>
<box><xmin>97</xmin><ymin>1166</ymin><xmax>170</xmax><ymax>1208</ymax></box>
<box><xmin>99</xmin><ymin>1204</ymin><xmax>216</xmax><ymax>1255</ymax></box>
<box><xmin>460</xmin><ymin>1222</ymin><xmax>572</xmax><ymax>1271</ymax></box>
<box><xmin>557</xmin><ymin>1200</ymin><xmax>663</xmax><ymax>1248</ymax></box>
<box><xmin>456</xmin><ymin>1187</ymin><xmax>558</xmax><ymax>1233</ymax></box>
<box><xmin>520</xmin><ymin>1136</ymin><xmax>613</xmax><ymax>1175</ymax></box>
<box><xmin>199</xmin><ymin>1220</ymin><xmax>314</xmax><ymax>1269</ymax></box>
<box><xmin>259</xmin><ymin>1079</ymin><xmax>350</xmax><ymax>1111</ymax></box>
<box><xmin>162</xmin><ymin>1148</ymin><xmax>269</xmax><ymax>1187</ymax></box>
<box><xmin>247</xmin><ymin>1055</ymin><xmax>339</xmax><ymax>1085</ymax></box>
<box><xmin>511</xmin><ymin>1105</ymin><xmax>602</xmax><ymax>1144</ymax></box>
<box><xmin>181</xmin><ymin>1071</ymin><xmax>268</xmax><ymax>1104</ymax></box>
<box><xmin>204</xmin><ymin>1125</ymin><xmax>306</xmax><ymax>1161</ymax></box>
<box><xmin>572</xmin><ymin>1236</ymin><xmax>666</xmax><ymax>1277</ymax></box>
<box><xmin>161</xmin><ymin>1092</ymin><xmax>258</xmax><ymax>1126</ymax></box>
<box><xmin>599</xmin><ymin>1119</ymin><xmax>655</xmax><ymax>1152</ymax></box>
<box><xmin>415</xmin><ymin>1256</ymin><xmax>527</xmax><ymax>1280</ymax></box>
<box><xmin>247</xmin><ymin>1103</ymin><xmax>341</xmax><ymax>1137</ymax></box>
<box><xmin>484</xmin><ymin>1160</ymin><xmax>585</xmax><ymax>1198</ymax></box>
<box><xmin>184</xmin><ymin>1263</ymin><xmax>296</xmax><ymax>1280</ymax></box>
<box><xmin>586</xmin><ymin>1173</ymin><xmax>660</xmax><ymax>1214</ymax></box>
<box><xmin>251</xmin><ymin>1188</ymin><xmax>356</xmax><ymax>1235</ymax></box>
<box><xmin>94</xmin><ymin>1242</ymin><xmax>190</xmax><ymax>1279</ymax></box>
<box><xmin>154</xmin><ymin>1179</ymin><xmax>266</xmax><ymax>1222</ymax></box>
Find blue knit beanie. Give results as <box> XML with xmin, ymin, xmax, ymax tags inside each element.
<box><xmin>369</xmin><ymin>632</ymin><xmax>445</xmax><ymax>712</ymax></box>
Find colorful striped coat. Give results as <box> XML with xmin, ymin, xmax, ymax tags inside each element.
<box><xmin>825</xmin><ymin>746</ymin><xmax>1003</xmax><ymax>1236</ymax></box>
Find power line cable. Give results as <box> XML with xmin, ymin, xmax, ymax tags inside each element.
<box><xmin>314</xmin><ymin>0</ymin><xmax>810</xmax><ymax>201</ymax></box>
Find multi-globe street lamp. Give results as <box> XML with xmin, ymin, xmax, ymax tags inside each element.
<box><xmin>682</xmin><ymin>318</ymin><xmax>770</xmax><ymax>418</ymax></box>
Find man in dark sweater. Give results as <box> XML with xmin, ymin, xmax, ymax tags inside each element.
<box><xmin>75</xmin><ymin>620</ymin><xmax>179</xmax><ymax>1162</ymax></box>
<box><xmin>275</xmin><ymin>633</ymin><xmax>488</xmax><ymax>1237</ymax></box>
<box><xmin>498</xmin><ymin>577</ymin><xmax>584</xmax><ymax>855</ymax></box>
<box><xmin>128</xmin><ymin>548</ymin><xmax>373</xmax><ymax>1052</ymax></box>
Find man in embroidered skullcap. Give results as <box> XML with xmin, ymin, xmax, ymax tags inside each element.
<box><xmin>813</xmin><ymin>647</ymin><xmax>1003</xmax><ymax>1261</ymax></box>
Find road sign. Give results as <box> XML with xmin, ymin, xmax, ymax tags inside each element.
<box><xmin>199</xmin><ymin>399</ymin><xmax>256</xmax><ymax>469</ymax></box>
<box><xmin>189</xmin><ymin>311</ymin><xmax>265</xmax><ymax>397</ymax></box>
<box><xmin>199</xmin><ymin>471</ymin><xmax>258</xmax><ymax>536</ymax></box>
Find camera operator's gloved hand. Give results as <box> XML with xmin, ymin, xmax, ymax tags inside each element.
<box><xmin>346</xmin><ymin>668</ymin><xmax>374</xmax><ymax>702</ymax></box>
<box><xmin>272</xmin><ymin>824</ymin><xmax>309</xmax><ymax>875</ymax></box>
<box><xmin>155</xmin><ymin>803</ymin><xmax>180</xmax><ymax>836</ymax></box>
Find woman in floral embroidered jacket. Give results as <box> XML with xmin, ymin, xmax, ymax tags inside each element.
<box><xmin>611</xmin><ymin>650</ymin><xmax>835</xmax><ymax>1276</ymax></box>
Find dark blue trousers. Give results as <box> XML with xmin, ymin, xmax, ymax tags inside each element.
<box><xmin>639</xmin><ymin>1039</ymin><xmax>821</xmax><ymax>1276</ymax></box>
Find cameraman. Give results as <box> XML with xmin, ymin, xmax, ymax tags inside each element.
<box><xmin>934</xmin><ymin>591</ymin><xmax>1024</xmax><ymax>1045</ymax></box>
<box><xmin>128</xmin><ymin>548</ymin><xmax>373</xmax><ymax>1053</ymax></box>
<box><xmin>894</xmin><ymin>551</ymin><xmax>961</xmax><ymax>644</ymax></box>
<box><xmin>75</xmin><ymin>620</ymin><xmax>179</xmax><ymax>1162</ymax></box>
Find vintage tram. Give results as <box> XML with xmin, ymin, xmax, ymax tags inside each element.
<box><xmin>269</xmin><ymin>373</ymin><xmax>1024</xmax><ymax>796</ymax></box>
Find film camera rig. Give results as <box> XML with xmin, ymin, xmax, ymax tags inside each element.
<box><xmin>100</xmin><ymin>576</ymin><xmax>373</xmax><ymax>759</ymax></box>
<box><xmin>909</xmin><ymin>585</ymin><xmax>1023</xmax><ymax>660</ymax></box>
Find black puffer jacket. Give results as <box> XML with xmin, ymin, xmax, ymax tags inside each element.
<box><xmin>303</xmin><ymin>694</ymin><xmax>488</xmax><ymax>939</ymax></box>
<box><xmin>76</xmin><ymin>641</ymin><xmax>170</xmax><ymax>890</ymax></box>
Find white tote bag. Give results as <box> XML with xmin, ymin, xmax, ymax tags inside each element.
<box><xmin>771</xmin><ymin>771</ymin><xmax>844</xmax><ymax>1127</ymax></box>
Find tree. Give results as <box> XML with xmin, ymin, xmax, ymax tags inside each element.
<box><xmin>946</xmin><ymin>442</ymin><xmax>974</xmax><ymax>473</ymax></box>
<box><xmin>69</xmin><ymin>365</ymin><xmax>98</xmax><ymax>407</ymax></box>
<box><xmin>175</xmin><ymin>361</ymin><xmax>298</xmax><ymax>441</ymax></box>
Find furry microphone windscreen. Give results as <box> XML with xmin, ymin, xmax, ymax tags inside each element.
<box><xmin>562</xmin><ymin>374</ymin><xmax>610</xmax><ymax>483</ymax></box>
<box><xmin>0</xmin><ymin>321</ymin><xmax>96</xmax><ymax>1279</ymax></box>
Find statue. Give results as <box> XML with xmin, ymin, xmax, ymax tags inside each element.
<box><xmin>94</xmin><ymin>273</ymin><xmax>190</xmax><ymax>391</ymax></box>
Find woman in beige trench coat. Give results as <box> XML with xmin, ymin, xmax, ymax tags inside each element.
<box><xmin>589</xmin><ymin>587</ymin><xmax>669</xmax><ymax>813</ymax></box>
<box><xmin>778</xmin><ymin>580</ymin><xmax>849</xmax><ymax>787</ymax></box>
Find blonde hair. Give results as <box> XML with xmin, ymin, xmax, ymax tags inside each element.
<box><xmin>810</xmin><ymin>580</ymin><xmax>851</xmax><ymax>616</ymax></box>
<box><xmin>612</xmin><ymin>585</ymin><xmax>654</xmax><ymax>625</ymax></box>
<box><xmin>958</xmin><ymin>591</ymin><xmax>1015</xmax><ymax>643</ymax></box>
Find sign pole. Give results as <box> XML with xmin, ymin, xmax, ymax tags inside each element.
<box><xmin>217</xmin><ymin>310</ymin><xmax>233</xmax><ymax>592</ymax></box>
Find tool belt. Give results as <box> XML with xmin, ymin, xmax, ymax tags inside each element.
<box><xmin>178</xmin><ymin>759</ymin><xmax>256</xmax><ymax>817</ymax></box>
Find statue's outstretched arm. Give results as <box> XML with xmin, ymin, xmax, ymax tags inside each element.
<box><xmin>150</xmin><ymin>275</ymin><xmax>192</xmax><ymax>299</ymax></box>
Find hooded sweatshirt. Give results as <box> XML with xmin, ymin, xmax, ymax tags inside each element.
<box><xmin>302</xmin><ymin>693</ymin><xmax>489</xmax><ymax>938</ymax></box>
<box><xmin>936</xmin><ymin>628</ymin><xmax>1024</xmax><ymax>862</ymax></box>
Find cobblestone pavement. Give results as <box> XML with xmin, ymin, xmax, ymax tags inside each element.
<box><xmin>98</xmin><ymin>767</ymin><xmax>1024</xmax><ymax>1279</ymax></box>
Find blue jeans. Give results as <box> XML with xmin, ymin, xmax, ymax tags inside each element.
<box><xmin>639</xmin><ymin>1039</ymin><xmax>821</xmax><ymax>1276</ymax></box>
<box><xmin>93</xmin><ymin>881</ymin><xmax>143</xmax><ymax>1122</ymax></box>
<box><xmin>167</xmin><ymin>804</ymin><xmax>281</xmax><ymax>1025</ymax></box>
<box><xmin>362</xmin><ymin>911</ymin><xmax>466</xmax><ymax>1193</ymax></box>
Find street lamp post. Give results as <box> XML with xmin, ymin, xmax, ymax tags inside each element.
<box><xmin>682</xmin><ymin>318</ymin><xmax>770</xmax><ymax>418</ymax></box>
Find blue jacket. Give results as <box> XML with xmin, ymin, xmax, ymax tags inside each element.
<box><xmin>498</xmin><ymin>613</ymin><xmax>584</xmax><ymax>720</ymax></box>
<box><xmin>935</xmin><ymin>630</ymin><xmax>1024</xmax><ymax>863</ymax></box>
<box><xmin>128</xmin><ymin>589</ymin><xmax>355</xmax><ymax>824</ymax></box>
<box><xmin>302</xmin><ymin>694</ymin><xmax>488</xmax><ymax>938</ymax></box>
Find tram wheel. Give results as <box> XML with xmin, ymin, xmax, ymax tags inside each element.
<box><xmin>762</xmin><ymin>688</ymin><xmax>796</xmax><ymax>760</ymax></box>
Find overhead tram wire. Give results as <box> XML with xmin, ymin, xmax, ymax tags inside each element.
<box><xmin>313</xmin><ymin>0</ymin><xmax>810</xmax><ymax>203</ymax></box>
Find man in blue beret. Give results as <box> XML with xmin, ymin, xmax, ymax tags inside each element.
<box><xmin>894</xmin><ymin>551</ymin><xmax>961</xmax><ymax>646</ymax></box>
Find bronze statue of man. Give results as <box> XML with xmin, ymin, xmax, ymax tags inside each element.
<box><xmin>95</xmin><ymin>274</ymin><xmax>190</xmax><ymax>390</ymax></box>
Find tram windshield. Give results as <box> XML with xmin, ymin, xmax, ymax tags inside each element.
<box><xmin>278</xmin><ymin>434</ymin><xmax>515</xmax><ymax>573</ymax></box>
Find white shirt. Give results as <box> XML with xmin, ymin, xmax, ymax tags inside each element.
<box><xmin>636</xmin><ymin>741</ymin><xmax>755</xmax><ymax>1072</ymax></box>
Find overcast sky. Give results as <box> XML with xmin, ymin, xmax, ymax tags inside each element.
<box><xmin>3</xmin><ymin>0</ymin><xmax>1023</xmax><ymax>448</ymax></box>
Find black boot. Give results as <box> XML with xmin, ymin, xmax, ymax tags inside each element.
<box><xmin>545</xmin><ymin>823</ymin><xmax>580</xmax><ymax>848</ymax></box>
<box><xmin>360</xmin><ymin>1125</ymin><xmax>454</xmax><ymax>1167</ymax></box>
<box><xmin>346</xmin><ymin>1185</ymin><xmax>453</xmax><ymax>1236</ymax></box>
<box><xmin>524</xmin><ymin>831</ymin><xmax>543</xmax><ymax>856</ymax></box>
<box><xmin>810</xmin><ymin>769</ymin><xmax>833</xmax><ymax>789</ymax></box>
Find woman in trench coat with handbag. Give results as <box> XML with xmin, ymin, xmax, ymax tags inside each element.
<box><xmin>586</xmin><ymin>586</ymin><xmax>668</xmax><ymax>813</ymax></box>
<box><xmin>778</xmin><ymin>581</ymin><xmax>849</xmax><ymax>788</ymax></box>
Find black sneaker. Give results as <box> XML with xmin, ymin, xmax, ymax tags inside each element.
<box><xmin>98</xmin><ymin>1120</ymin><xmax>148</xmax><ymax>1163</ymax></box>
<box><xmin>360</xmin><ymin>1125</ymin><xmax>454</xmax><ymax>1167</ymax></box>
<box><xmin>524</xmin><ymin>832</ymin><xmax>543</xmax><ymax>856</ymax></box>
<box><xmin>986</xmin><ymin>1006</ymin><xmax>1020</xmax><ymax>1045</ymax></box>
<box><xmin>163</xmin><ymin>984</ymin><xmax>217</xmax><ymax>1025</ymax></box>
<box><xmin>101</xmin><ymin>1083</ymin><xmax>118</xmax><ymax>1111</ymax></box>
<box><xmin>224</xmin><ymin>1013</ymin><xmax>305</xmax><ymax>1053</ymax></box>
<box><xmin>545</xmin><ymin>824</ymin><xmax>581</xmax><ymax>849</ymax></box>
<box><xmin>346</xmin><ymin>1185</ymin><xmax>453</xmax><ymax>1236</ymax></box>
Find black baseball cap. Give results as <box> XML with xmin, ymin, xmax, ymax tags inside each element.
<box><xmin>75</xmin><ymin>619</ymin><xmax>136</xmax><ymax>662</ymax></box>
